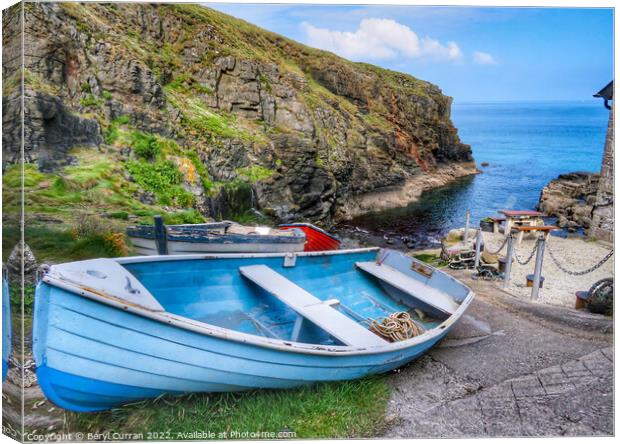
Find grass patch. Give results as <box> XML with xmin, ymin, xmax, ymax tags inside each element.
<box><xmin>217</xmin><ymin>180</ymin><xmax>254</xmax><ymax>220</ymax></box>
<box><xmin>2</xmin><ymin>69</ymin><xmax>21</xmax><ymax>96</ymax></box>
<box><xmin>67</xmin><ymin>377</ymin><xmax>390</xmax><ymax>439</ymax></box>
<box><xmin>23</xmin><ymin>69</ymin><xmax>60</xmax><ymax>96</ymax></box>
<box><xmin>181</xmin><ymin>100</ymin><xmax>240</xmax><ymax>139</ymax></box>
<box><xmin>165</xmin><ymin>88</ymin><xmax>254</xmax><ymax>142</ymax></box>
<box><xmin>80</xmin><ymin>94</ymin><xmax>104</xmax><ymax>108</ymax></box>
<box><xmin>9</xmin><ymin>284</ymin><xmax>35</xmax><ymax>315</ymax></box>
<box><xmin>104</xmin><ymin>115</ymin><xmax>131</xmax><ymax>144</ymax></box>
<box><xmin>108</xmin><ymin>211</ymin><xmax>129</xmax><ymax>220</ymax></box>
<box><xmin>125</xmin><ymin>160</ymin><xmax>195</xmax><ymax>207</ymax></box>
<box><xmin>189</xmin><ymin>112</ymin><xmax>236</xmax><ymax>138</ymax></box>
<box><xmin>186</xmin><ymin>151</ymin><xmax>214</xmax><ymax>191</ymax></box>
<box><xmin>125</xmin><ymin>160</ymin><xmax>182</xmax><ymax>192</ymax></box>
<box><xmin>413</xmin><ymin>253</ymin><xmax>447</xmax><ymax>268</ymax></box>
<box><xmin>165</xmin><ymin>74</ymin><xmax>212</xmax><ymax>95</ymax></box>
<box><xmin>130</xmin><ymin>131</ymin><xmax>161</xmax><ymax>160</ymax></box>
<box><xmin>235</xmin><ymin>165</ymin><xmax>274</xmax><ymax>183</ymax></box>
<box><xmin>130</xmin><ymin>209</ymin><xmax>206</xmax><ymax>226</ymax></box>
<box><xmin>3</xmin><ymin>224</ymin><xmax>127</xmax><ymax>264</ymax></box>
<box><xmin>63</xmin><ymin>160</ymin><xmax>113</xmax><ymax>189</ymax></box>
<box><xmin>234</xmin><ymin>211</ymin><xmax>271</xmax><ymax>225</ymax></box>
<box><xmin>361</xmin><ymin>112</ymin><xmax>393</xmax><ymax>132</ymax></box>
<box><xmin>161</xmin><ymin>209</ymin><xmax>205</xmax><ymax>225</ymax></box>
<box><xmin>3</xmin><ymin>163</ymin><xmax>49</xmax><ymax>188</ymax></box>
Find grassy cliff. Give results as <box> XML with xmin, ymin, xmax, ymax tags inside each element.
<box><xmin>3</xmin><ymin>2</ymin><xmax>473</xmax><ymax>265</ymax></box>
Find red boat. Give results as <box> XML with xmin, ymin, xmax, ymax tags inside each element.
<box><xmin>278</xmin><ymin>223</ymin><xmax>341</xmax><ymax>252</ymax></box>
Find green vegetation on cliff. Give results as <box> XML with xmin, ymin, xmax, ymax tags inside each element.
<box><xmin>5</xmin><ymin>1</ymin><xmax>471</xmax><ymax>238</ymax></box>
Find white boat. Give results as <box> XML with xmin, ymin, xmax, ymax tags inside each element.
<box><xmin>127</xmin><ymin>220</ymin><xmax>307</xmax><ymax>255</ymax></box>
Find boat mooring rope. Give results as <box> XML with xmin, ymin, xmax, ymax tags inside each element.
<box><xmin>370</xmin><ymin>312</ymin><xmax>423</xmax><ymax>342</ymax></box>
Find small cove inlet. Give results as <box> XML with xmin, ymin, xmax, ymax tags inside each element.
<box><xmin>340</xmin><ymin>101</ymin><xmax>609</xmax><ymax>246</ymax></box>
<box><xmin>33</xmin><ymin>248</ymin><xmax>473</xmax><ymax>412</ymax></box>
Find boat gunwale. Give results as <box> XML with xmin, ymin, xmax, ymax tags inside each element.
<box><xmin>127</xmin><ymin>227</ymin><xmax>307</xmax><ymax>245</ymax></box>
<box><xmin>40</xmin><ymin>248</ymin><xmax>475</xmax><ymax>357</ymax></box>
<box><xmin>278</xmin><ymin>223</ymin><xmax>341</xmax><ymax>242</ymax></box>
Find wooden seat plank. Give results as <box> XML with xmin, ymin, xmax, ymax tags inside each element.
<box><xmin>239</xmin><ymin>265</ymin><xmax>387</xmax><ymax>347</ymax></box>
<box><xmin>511</xmin><ymin>225</ymin><xmax>559</xmax><ymax>232</ymax></box>
<box><xmin>356</xmin><ymin>261</ymin><xmax>459</xmax><ymax>315</ymax></box>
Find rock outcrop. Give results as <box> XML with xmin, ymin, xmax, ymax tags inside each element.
<box><xmin>4</xmin><ymin>91</ymin><xmax>102</xmax><ymax>171</ymax></box>
<box><xmin>538</xmin><ymin>172</ymin><xmax>599</xmax><ymax>230</ymax></box>
<box><xmin>7</xmin><ymin>241</ymin><xmax>38</xmax><ymax>286</ymax></box>
<box><xmin>3</xmin><ymin>2</ymin><xmax>475</xmax><ymax>224</ymax></box>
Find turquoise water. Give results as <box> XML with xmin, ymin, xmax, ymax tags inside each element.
<box><xmin>347</xmin><ymin>101</ymin><xmax>610</xmax><ymax>241</ymax></box>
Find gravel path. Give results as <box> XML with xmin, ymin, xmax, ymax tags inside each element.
<box><xmin>481</xmin><ymin>232</ymin><xmax>613</xmax><ymax>308</ymax></box>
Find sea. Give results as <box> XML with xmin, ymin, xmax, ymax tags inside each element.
<box><xmin>345</xmin><ymin>101</ymin><xmax>610</xmax><ymax>243</ymax></box>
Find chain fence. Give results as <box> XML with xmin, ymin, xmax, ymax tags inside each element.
<box><xmin>546</xmin><ymin>242</ymin><xmax>614</xmax><ymax>276</ymax></box>
<box><xmin>485</xmin><ymin>235</ymin><xmax>509</xmax><ymax>255</ymax></box>
<box><xmin>513</xmin><ymin>241</ymin><xmax>538</xmax><ymax>265</ymax></box>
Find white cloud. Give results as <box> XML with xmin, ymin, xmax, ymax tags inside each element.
<box><xmin>473</xmin><ymin>51</ymin><xmax>498</xmax><ymax>65</ymax></box>
<box><xmin>302</xmin><ymin>18</ymin><xmax>463</xmax><ymax>63</ymax></box>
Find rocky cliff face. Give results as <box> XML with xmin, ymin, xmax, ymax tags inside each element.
<box><xmin>538</xmin><ymin>172</ymin><xmax>599</xmax><ymax>231</ymax></box>
<box><xmin>3</xmin><ymin>2</ymin><xmax>474</xmax><ymax>225</ymax></box>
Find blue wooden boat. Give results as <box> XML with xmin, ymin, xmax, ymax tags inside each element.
<box><xmin>127</xmin><ymin>220</ymin><xmax>307</xmax><ymax>255</ymax></box>
<box><xmin>2</xmin><ymin>276</ymin><xmax>11</xmax><ymax>381</ymax></box>
<box><xmin>33</xmin><ymin>248</ymin><xmax>474</xmax><ymax>412</ymax></box>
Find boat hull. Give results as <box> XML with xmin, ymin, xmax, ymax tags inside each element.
<box><xmin>34</xmin><ymin>282</ymin><xmax>449</xmax><ymax>412</ymax></box>
<box><xmin>34</xmin><ymin>248</ymin><xmax>473</xmax><ymax>412</ymax></box>
<box><xmin>127</xmin><ymin>222</ymin><xmax>307</xmax><ymax>255</ymax></box>
<box><xmin>129</xmin><ymin>236</ymin><xmax>305</xmax><ymax>255</ymax></box>
<box><xmin>279</xmin><ymin>223</ymin><xmax>341</xmax><ymax>251</ymax></box>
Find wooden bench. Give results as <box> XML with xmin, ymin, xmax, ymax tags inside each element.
<box><xmin>511</xmin><ymin>225</ymin><xmax>558</xmax><ymax>245</ymax></box>
<box><xmin>239</xmin><ymin>265</ymin><xmax>387</xmax><ymax>347</ymax></box>
<box><xmin>355</xmin><ymin>261</ymin><xmax>459</xmax><ymax>315</ymax></box>
<box><xmin>489</xmin><ymin>217</ymin><xmax>505</xmax><ymax>234</ymax></box>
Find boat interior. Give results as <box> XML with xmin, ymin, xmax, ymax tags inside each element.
<box><xmin>120</xmin><ymin>249</ymin><xmax>469</xmax><ymax>347</ymax></box>
<box><xmin>167</xmin><ymin>221</ymin><xmax>298</xmax><ymax>237</ymax></box>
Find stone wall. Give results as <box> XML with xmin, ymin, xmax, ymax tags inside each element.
<box><xmin>588</xmin><ymin>106</ymin><xmax>614</xmax><ymax>242</ymax></box>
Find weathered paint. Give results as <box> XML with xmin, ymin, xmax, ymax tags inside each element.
<box><xmin>279</xmin><ymin>223</ymin><xmax>341</xmax><ymax>251</ymax></box>
<box><xmin>33</xmin><ymin>248</ymin><xmax>474</xmax><ymax>411</ymax></box>
<box><xmin>127</xmin><ymin>222</ymin><xmax>306</xmax><ymax>255</ymax></box>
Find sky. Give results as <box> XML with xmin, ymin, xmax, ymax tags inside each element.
<box><xmin>206</xmin><ymin>3</ymin><xmax>614</xmax><ymax>102</ymax></box>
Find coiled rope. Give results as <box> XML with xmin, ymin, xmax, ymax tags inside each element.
<box><xmin>370</xmin><ymin>312</ymin><xmax>423</xmax><ymax>342</ymax></box>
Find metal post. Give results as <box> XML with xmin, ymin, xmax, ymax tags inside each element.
<box><xmin>154</xmin><ymin>215</ymin><xmax>168</xmax><ymax>255</ymax></box>
<box><xmin>474</xmin><ymin>229</ymin><xmax>482</xmax><ymax>269</ymax></box>
<box><xmin>464</xmin><ymin>210</ymin><xmax>470</xmax><ymax>242</ymax></box>
<box><xmin>503</xmin><ymin>234</ymin><xmax>514</xmax><ymax>289</ymax></box>
<box><xmin>531</xmin><ymin>235</ymin><xmax>545</xmax><ymax>300</ymax></box>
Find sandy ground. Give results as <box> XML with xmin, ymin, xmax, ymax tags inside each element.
<box><xmin>481</xmin><ymin>232</ymin><xmax>613</xmax><ymax>308</ymax></box>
